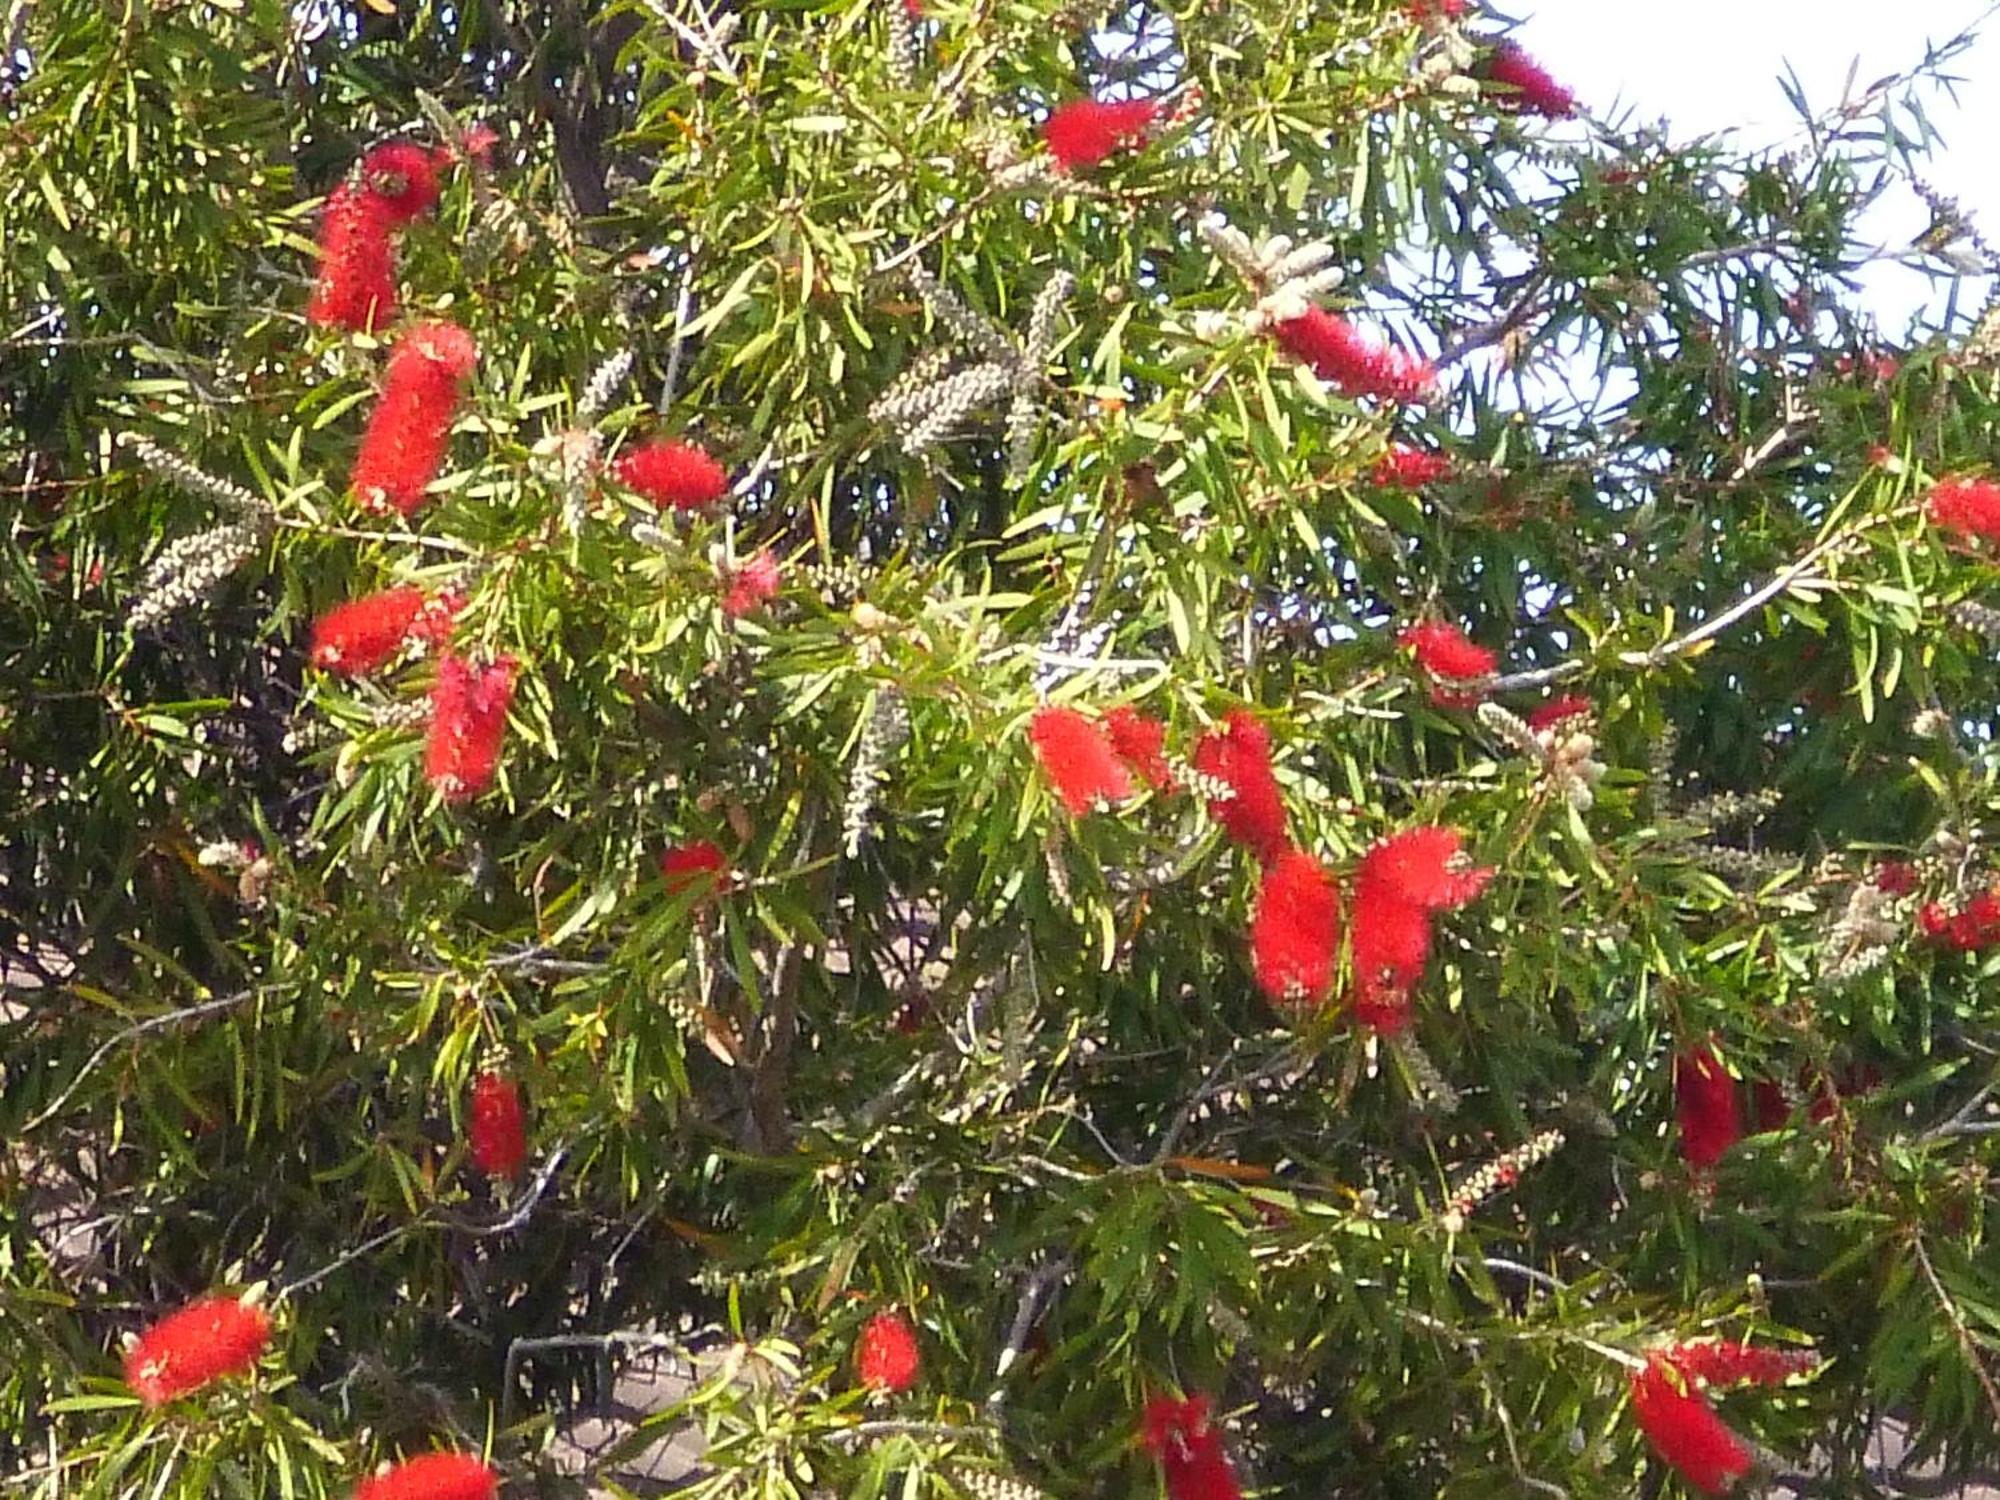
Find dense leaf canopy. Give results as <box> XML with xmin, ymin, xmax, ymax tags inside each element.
<box><xmin>7</xmin><ymin>0</ymin><xmax>2000</xmax><ymax>1495</ymax></box>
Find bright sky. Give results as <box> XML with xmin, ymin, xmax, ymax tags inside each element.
<box><xmin>1516</xmin><ymin>0</ymin><xmax>2000</xmax><ymax>331</ymax></box>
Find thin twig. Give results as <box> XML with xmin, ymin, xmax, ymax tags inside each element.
<box><xmin>1912</xmin><ymin>1232</ymin><xmax>2000</xmax><ymax>1431</ymax></box>
<box><xmin>21</xmin><ymin>990</ymin><xmax>257</xmax><ymax>1134</ymax></box>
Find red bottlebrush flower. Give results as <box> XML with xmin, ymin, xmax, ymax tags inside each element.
<box><xmin>1665</xmin><ymin>1339</ymin><xmax>1817</xmax><ymax>1390</ymax></box>
<box><xmin>1140</xmin><ymin>1395</ymin><xmax>1245</xmax><ymax>1500</ymax></box>
<box><xmin>1950</xmin><ymin>888</ymin><xmax>2000</xmax><ymax>951</ymax></box>
<box><xmin>1104</xmin><ymin>705</ymin><xmax>1175</xmax><ymax>790</ymax></box>
<box><xmin>1526</xmin><ymin>694</ymin><xmax>1594</xmax><ymax>732</ymax></box>
<box><xmin>1251</xmin><ymin>848</ymin><xmax>1343</xmax><ymax>1006</ymax></box>
<box><xmin>1357</xmin><ymin>826</ymin><xmax>1492</xmax><ymax>912</ymax></box>
<box><xmin>1675</xmin><ymin>1041</ymin><xmax>1741</xmax><ymax>1170</ymax></box>
<box><xmin>1348</xmin><ymin>878</ymin><xmax>1433</xmax><ymax>1030</ymax></box>
<box><xmin>1928</xmin><ymin>475</ymin><xmax>2000</xmax><ymax>542</ymax></box>
<box><xmin>615</xmin><ymin>438</ymin><xmax>730</xmax><ymax>511</ymax></box>
<box><xmin>352</xmin><ymin>322</ymin><xmax>479</xmax><ymax>516</ymax></box>
<box><xmin>308</xmin><ymin>183</ymin><xmax>399</xmax><ymax>333</ymax></box>
<box><xmin>855</xmin><ymin>1309</ymin><xmax>921</xmax><ymax>1393</ymax></box>
<box><xmin>352</xmin><ymin>1452</ymin><xmax>500</xmax><ymax>1500</ymax></box>
<box><xmin>661</xmin><ymin>839</ymin><xmax>730</xmax><ymax>900</ymax></box>
<box><xmin>1369</xmin><ymin>443</ymin><xmax>1453</xmax><ymax>489</ymax></box>
<box><xmin>722</xmin><ymin>550</ymin><xmax>782</xmax><ymax>617</ymax></box>
<box><xmin>1273</xmin><ymin>307</ymin><xmax>1437</xmax><ymax>404</ymax></box>
<box><xmin>410</xmin><ymin>589</ymin><xmax>466</xmax><ymax>646</ymax></box>
<box><xmin>360</xmin><ymin>141</ymin><xmax>443</xmax><ymax>226</ymax></box>
<box><xmin>1484</xmin><ymin>41</ymin><xmax>1577</xmax><ymax>119</ymax></box>
<box><xmin>1918</xmin><ymin>901</ymin><xmax>1953</xmax><ymax>939</ymax></box>
<box><xmin>1191</xmin><ymin>710</ymin><xmax>1289</xmax><ymax>865</ymax></box>
<box><xmin>1042</xmin><ymin>96</ymin><xmax>1161</xmax><ymax>170</ymax></box>
<box><xmin>456</xmin><ymin>123</ymin><xmax>501</xmax><ymax>167</ymax></box>
<box><xmin>1030</xmin><ymin>705</ymin><xmax>1133</xmax><ymax>816</ymax></box>
<box><xmin>901</xmin><ymin>0</ymin><xmax>923</xmax><ymax>16</ymax></box>
<box><xmin>1873</xmin><ymin>861</ymin><xmax>1918</xmax><ymax>896</ymax></box>
<box><xmin>1629</xmin><ymin>1358</ymin><xmax>1753</xmax><ymax>1496</ymax></box>
<box><xmin>1408</xmin><ymin>0</ymin><xmax>1467</xmax><ymax>18</ymax></box>
<box><xmin>1400</xmin><ymin>620</ymin><xmax>1497</xmax><ymax>686</ymax></box>
<box><xmin>424</xmin><ymin>652</ymin><xmax>517</xmax><ymax>803</ymax></box>
<box><xmin>124</xmin><ymin>1294</ymin><xmax>272</xmax><ymax>1405</ymax></box>
<box><xmin>310</xmin><ymin>586</ymin><xmax>427</xmax><ymax>674</ymax></box>
<box><xmin>466</xmin><ymin>1072</ymin><xmax>527</xmax><ymax>1179</ymax></box>
<box><xmin>1751</xmin><ymin>1079</ymin><xmax>1791</xmax><ymax>1132</ymax></box>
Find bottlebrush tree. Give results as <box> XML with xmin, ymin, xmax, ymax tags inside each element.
<box><xmin>8</xmin><ymin>0</ymin><xmax>2000</xmax><ymax>1495</ymax></box>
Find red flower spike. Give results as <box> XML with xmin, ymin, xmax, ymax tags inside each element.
<box><xmin>455</xmin><ymin>123</ymin><xmax>500</xmax><ymax>167</ymax></box>
<box><xmin>1928</xmin><ymin>476</ymin><xmax>2000</xmax><ymax>542</ymax></box>
<box><xmin>1665</xmin><ymin>1340</ymin><xmax>1817</xmax><ymax>1390</ymax></box>
<box><xmin>1526</xmin><ymin>694</ymin><xmax>1594</xmax><ymax>732</ymax></box>
<box><xmin>1918</xmin><ymin>901</ymin><xmax>1953</xmax><ymax>940</ymax></box>
<box><xmin>1042</xmin><ymin>97</ymin><xmax>1161</xmax><ymax>170</ymax></box>
<box><xmin>1751</xmin><ymin>1079</ymin><xmax>1791</xmax><ymax>1133</ymax></box>
<box><xmin>1349</xmin><ymin>879</ymin><xmax>1433</xmax><ymax>1029</ymax></box>
<box><xmin>124</xmin><ymin>1294</ymin><xmax>272</xmax><ymax>1405</ymax></box>
<box><xmin>1273</xmin><ymin>307</ymin><xmax>1437</xmax><ymax>404</ymax></box>
<box><xmin>1873</xmin><ymin>861</ymin><xmax>1918</xmax><ymax>897</ymax></box>
<box><xmin>1358</xmin><ymin>826</ymin><xmax>1492</xmax><ymax>912</ymax></box>
<box><xmin>1141</xmin><ymin>1395</ymin><xmax>1245</xmax><ymax>1500</ymax></box>
<box><xmin>424</xmin><ymin>652</ymin><xmax>517</xmax><ymax>803</ymax></box>
<box><xmin>352</xmin><ymin>322</ymin><xmax>478</xmax><ymax>516</ymax></box>
<box><xmin>1400</xmin><ymin>620</ymin><xmax>1497</xmax><ymax>685</ymax></box>
<box><xmin>1251</xmin><ymin>848</ymin><xmax>1343</xmax><ymax>1006</ymax></box>
<box><xmin>1629</xmin><ymin>1358</ymin><xmax>1754</xmax><ymax>1496</ymax></box>
<box><xmin>1675</xmin><ymin>1041</ymin><xmax>1741</xmax><ymax>1170</ymax></box>
<box><xmin>1369</xmin><ymin>443</ymin><xmax>1453</xmax><ymax>489</ymax></box>
<box><xmin>1029</xmin><ymin>706</ymin><xmax>1133</xmax><ymax>816</ymax></box>
<box><xmin>615</xmin><ymin>438</ymin><xmax>730</xmax><ymax>511</ymax></box>
<box><xmin>855</xmin><ymin>1309</ymin><xmax>921</xmax><ymax>1393</ymax></box>
<box><xmin>352</xmin><ymin>1451</ymin><xmax>500</xmax><ymax>1500</ymax></box>
<box><xmin>1191</xmin><ymin>710</ymin><xmax>1289</xmax><ymax>865</ymax></box>
<box><xmin>1950</xmin><ymin>889</ymin><xmax>2000</xmax><ymax>951</ymax></box>
<box><xmin>722</xmin><ymin>551</ymin><xmax>782</xmax><ymax>617</ymax></box>
<box><xmin>467</xmin><ymin>1072</ymin><xmax>527</xmax><ymax>1179</ymax></box>
<box><xmin>1104</xmin><ymin>705</ymin><xmax>1175</xmax><ymax>790</ymax></box>
<box><xmin>359</xmin><ymin>141</ymin><xmax>442</xmax><ymax>226</ymax></box>
<box><xmin>410</xmin><ymin>589</ymin><xmax>466</xmax><ymax>646</ymax></box>
<box><xmin>1484</xmin><ymin>41</ymin><xmax>1577</xmax><ymax>119</ymax></box>
<box><xmin>308</xmin><ymin>183</ymin><xmax>399</xmax><ymax>332</ymax></box>
<box><xmin>310</xmin><ymin>587</ymin><xmax>427</xmax><ymax>675</ymax></box>
<box><xmin>661</xmin><ymin>840</ymin><xmax>730</xmax><ymax>900</ymax></box>
<box><xmin>1408</xmin><ymin>0</ymin><xmax>1467</xmax><ymax>19</ymax></box>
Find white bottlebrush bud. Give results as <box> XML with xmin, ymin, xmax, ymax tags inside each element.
<box><xmin>1023</xmin><ymin>270</ymin><xmax>1074</xmax><ymax>367</ymax></box>
<box><xmin>870</xmin><ymin>347</ymin><xmax>959</xmax><ymax>428</ymax></box>
<box><xmin>577</xmin><ymin>348</ymin><xmax>636</xmax><ymax>423</ymax></box>
<box><xmin>1689</xmin><ymin>843</ymin><xmax>1792</xmax><ymax>883</ymax></box>
<box><xmin>1948</xmin><ymin>600</ymin><xmax>2000</xmax><ymax>641</ymax></box>
<box><xmin>1438</xmin><ymin>1128</ymin><xmax>1566</xmax><ymax>1234</ymax></box>
<box><xmin>1393</xmin><ymin>1034</ymin><xmax>1461</xmax><ymax>1116</ymax></box>
<box><xmin>842</xmin><ymin>688</ymin><xmax>911</xmax><ymax>857</ymax></box>
<box><xmin>120</xmin><ymin>432</ymin><xmax>271</xmax><ymax>519</ymax></box>
<box><xmin>372</xmin><ymin>699</ymin><xmax>435</xmax><ymax>730</ymax></box>
<box><xmin>1004</xmin><ymin>390</ymin><xmax>1045</xmax><ymax>483</ymax></box>
<box><xmin>896</xmin><ymin>361</ymin><xmax>1017</xmax><ymax>456</ymax></box>
<box><xmin>196</xmin><ymin>839</ymin><xmax>253</xmax><ymax>872</ymax></box>
<box><xmin>127</xmin><ymin>522</ymin><xmax>265</xmax><ymax>632</ymax></box>
<box><xmin>1910</xmin><ymin>707</ymin><xmax>1953</xmax><ymax>740</ymax></box>
<box><xmin>905</xmin><ymin>259</ymin><xmax>1017</xmax><ymax>364</ymax></box>
<box><xmin>1189</xmin><ymin>310</ymin><xmax>1239</xmax><ymax>342</ymax></box>
<box><xmin>1266</xmin><ymin>239</ymin><xmax>1337</xmax><ymax>285</ymax></box>
<box><xmin>1197</xmin><ymin>214</ymin><xmax>1261</xmax><ymax>276</ymax></box>
<box><xmin>952</xmin><ymin>1470</ymin><xmax>1046</xmax><ymax>1500</ymax></box>
<box><xmin>884</xmin><ymin>0</ymin><xmax>918</xmax><ymax>88</ymax></box>
<box><xmin>1476</xmin><ymin>701</ymin><xmax>1541</xmax><ymax>758</ymax></box>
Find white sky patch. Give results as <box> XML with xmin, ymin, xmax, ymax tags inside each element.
<box><xmin>1515</xmin><ymin>0</ymin><xmax>2000</xmax><ymax>331</ymax></box>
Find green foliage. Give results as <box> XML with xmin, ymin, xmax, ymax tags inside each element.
<box><xmin>6</xmin><ymin>0</ymin><xmax>2000</xmax><ymax>1495</ymax></box>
